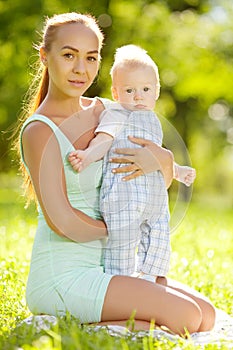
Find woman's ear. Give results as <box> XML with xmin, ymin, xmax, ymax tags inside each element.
<box><xmin>111</xmin><ymin>86</ymin><xmax>118</xmax><ymax>101</ymax></box>
<box><xmin>40</xmin><ymin>47</ymin><xmax>48</xmax><ymax>66</ymax></box>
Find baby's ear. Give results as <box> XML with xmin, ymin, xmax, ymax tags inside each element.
<box><xmin>111</xmin><ymin>86</ymin><xmax>118</xmax><ymax>101</ymax></box>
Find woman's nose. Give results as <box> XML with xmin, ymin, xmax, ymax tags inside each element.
<box><xmin>73</xmin><ymin>59</ymin><xmax>86</xmax><ymax>74</ymax></box>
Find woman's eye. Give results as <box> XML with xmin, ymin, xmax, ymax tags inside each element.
<box><xmin>87</xmin><ymin>56</ymin><xmax>97</xmax><ymax>62</ymax></box>
<box><xmin>64</xmin><ymin>53</ymin><xmax>74</xmax><ymax>60</ymax></box>
<box><xmin>144</xmin><ymin>87</ymin><xmax>149</xmax><ymax>92</ymax></box>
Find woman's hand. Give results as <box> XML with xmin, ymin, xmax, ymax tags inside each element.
<box><xmin>109</xmin><ymin>136</ymin><xmax>174</xmax><ymax>187</ymax></box>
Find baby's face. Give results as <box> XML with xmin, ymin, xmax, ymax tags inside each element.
<box><xmin>112</xmin><ymin>66</ymin><xmax>158</xmax><ymax>111</ymax></box>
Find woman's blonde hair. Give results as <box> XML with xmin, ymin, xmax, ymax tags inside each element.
<box><xmin>14</xmin><ymin>12</ymin><xmax>104</xmax><ymax>205</ymax></box>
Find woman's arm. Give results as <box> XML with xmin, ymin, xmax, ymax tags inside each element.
<box><xmin>22</xmin><ymin>121</ymin><xmax>107</xmax><ymax>242</ymax></box>
<box><xmin>109</xmin><ymin>136</ymin><xmax>174</xmax><ymax>188</ymax></box>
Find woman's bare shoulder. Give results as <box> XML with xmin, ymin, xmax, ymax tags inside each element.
<box><xmin>80</xmin><ymin>97</ymin><xmax>105</xmax><ymax>120</ymax></box>
<box><xmin>22</xmin><ymin>120</ymin><xmax>53</xmax><ymax>146</ymax></box>
<box><xmin>81</xmin><ymin>96</ymin><xmax>103</xmax><ymax>107</ymax></box>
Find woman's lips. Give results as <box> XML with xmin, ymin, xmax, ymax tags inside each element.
<box><xmin>68</xmin><ymin>80</ymin><xmax>86</xmax><ymax>88</ymax></box>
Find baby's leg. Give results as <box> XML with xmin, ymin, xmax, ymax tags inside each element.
<box><xmin>104</xmin><ymin>206</ymin><xmax>140</xmax><ymax>275</ymax></box>
<box><xmin>136</xmin><ymin>220</ymin><xmax>150</xmax><ymax>274</ymax></box>
<box><xmin>139</xmin><ymin>218</ymin><xmax>171</xmax><ymax>278</ymax></box>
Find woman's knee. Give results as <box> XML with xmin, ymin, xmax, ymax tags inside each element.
<box><xmin>198</xmin><ymin>301</ymin><xmax>216</xmax><ymax>332</ymax></box>
<box><xmin>186</xmin><ymin>299</ymin><xmax>216</xmax><ymax>334</ymax></box>
<box><xmin>172</xmin><ymin>300</ymin><xmax>202</xmax><ymax>336</ymax></box>
<box><xmin>185</xmin><ymin>302</ymin><xmax>203</xmax><ymax>335</ymax></box>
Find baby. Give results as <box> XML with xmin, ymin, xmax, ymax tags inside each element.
<box><xmin>69</xmin><ymin>45</ymin><xmax>196</xmax><ymax>282</ymax></box>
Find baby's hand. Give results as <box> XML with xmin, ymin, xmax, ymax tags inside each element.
<box><xmin>174</xmin><ymin>165</ymin><xmax>196</xmax><ymax>187</ymax></box>
<box><xmin>68</xmin><ymin>150</ymin><xmax>86</xmax><ymax>172</ymax></box>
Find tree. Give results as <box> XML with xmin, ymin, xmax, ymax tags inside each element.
<box><xmin>1</xmin><ymin>0</ymin><xmax>232</xmax><ymax>203</ymax></box>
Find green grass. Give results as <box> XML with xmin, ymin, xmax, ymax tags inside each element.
<box><xmin>0</xmin><ymin>173</ymin><xmax>232</xmax><ymax>349</ymax></box>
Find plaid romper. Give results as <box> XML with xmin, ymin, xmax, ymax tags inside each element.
<box><xmin>96</xmin><ymin>102</ymin><xmax>170</xmax><ymax>276</ymax></box>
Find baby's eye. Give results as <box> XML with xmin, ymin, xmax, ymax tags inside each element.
<box><xmin>126</xmin><ymin>88</ymin><xmax>133</xmax><ymax>93</ymax></box>
<box><xmin>144</xmin><ymin>87</ymin><xmax>150</xmax><ymax>92</ymax></box>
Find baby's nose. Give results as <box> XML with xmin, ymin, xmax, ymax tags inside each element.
<box><xmin>134</xmin><ymin>91</ymin><xmax>143</xmax><ymax>100</ymax></box>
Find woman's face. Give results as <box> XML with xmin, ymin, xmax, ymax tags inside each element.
<box><xmin>41</xmin><ymin>23</ymin><xmax>100</xmax><ymax>99</ymax></box>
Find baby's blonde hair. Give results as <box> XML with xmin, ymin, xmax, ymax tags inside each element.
<box><xmin>110</xmin><ymin>44</ymin><xmax>160</xmax><ymax>99</ymax></box>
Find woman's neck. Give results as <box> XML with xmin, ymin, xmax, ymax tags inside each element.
<box><xmin>36</xmin><ymin>92</ymin><xmax>97</xmax><ymax>119</ymax></box>
<box><xmin>36</xmin><ymin>95</ymin><xmax>82</xmax><ymax>122</ymax></box>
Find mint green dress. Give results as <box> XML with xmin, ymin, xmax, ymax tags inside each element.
<box><xmin>20</xmin><ymin>114</ymin><xmax>113</xmax><ymax>323</ymax></box>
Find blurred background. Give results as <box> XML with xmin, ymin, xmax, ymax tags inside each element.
<box><xmin>0</xmin><ymin>0</ymin><xmax>232</xmax><ymax>210</ymax></box>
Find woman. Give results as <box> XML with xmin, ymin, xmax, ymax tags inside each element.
<box><xmin>18</xmin><ymin>12</ymin><xmax>215</xmax><ymax>335</ymax></box>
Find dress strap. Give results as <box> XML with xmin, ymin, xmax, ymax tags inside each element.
<box><xmin>20</xmin><ymin>114</ymin><xmax>74</xmax><ymax>172</ymax></box>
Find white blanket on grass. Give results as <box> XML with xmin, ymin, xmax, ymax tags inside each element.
<box><xmin>20</xmin><ymin>308</ymin><xmax>233</xmax><ymax>347</ymax></box>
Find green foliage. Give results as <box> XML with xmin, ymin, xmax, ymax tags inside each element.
<box><xmin>0</xmin><ymin>174</ymin><xmax>232</xmax><ymax>349</ymax></box>
<box><xmin>1</xmin><ymin>0</ymin><xmax>233</xmax><ymax>197</ymax></box>
<box><xmin>1</xmin><ymin>317</ymin><xmax>190</xmax><ymax>350</ymax></box>
<box><xmin>169</xmin><ymin>204</ymin><xmax>233</xmax><ymax>315</ymax></box>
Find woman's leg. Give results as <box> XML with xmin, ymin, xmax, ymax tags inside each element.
<box><xmin>96</xmin><ymin>319</ymin><xmax>151</xmax><ymax>331</ymax></box>
<box><xmin>101</xmin><ymin>276</ymin><xmax>202</xmax><ymax>336</ymax></box>
<box><xmin>156</xmin><ymin>277</ymin><xmax>216</xmax><ymax>332</ymax></box>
